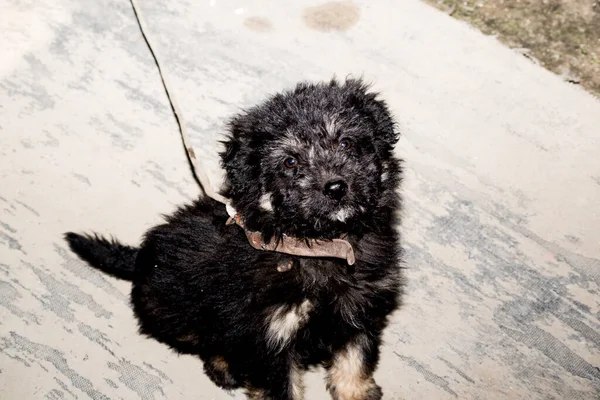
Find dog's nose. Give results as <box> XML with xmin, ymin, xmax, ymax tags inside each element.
<box><xmin>323</xmin><ymin>180</ymin><xmax>348</xmax><ymax>200</ymax></box>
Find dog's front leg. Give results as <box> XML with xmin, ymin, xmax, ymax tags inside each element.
<box><xmin>245</xmin><ymin>358</ymin><xmax>305</xmax><ymax>400</ymax></box>
<box><xmin>325</xmin><ymin>334</ymin><xmax>383</xmax><ymax>400</ymax></box>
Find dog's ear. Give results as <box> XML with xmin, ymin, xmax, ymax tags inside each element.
<box><xmin>344</xmin><ymin>79</ymin><xmax>399</xmax><ymax>155</ymax></box>
<box><xmin>219</xmin><ymin>126</ymin><xmax>261</xmax><ymax>209</ymax></box>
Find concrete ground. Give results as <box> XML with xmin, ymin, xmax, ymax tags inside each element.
<box><xmin>1</xmin><ymin>0</ymin><xmax>599</xmax><ymax>399</ymax></box>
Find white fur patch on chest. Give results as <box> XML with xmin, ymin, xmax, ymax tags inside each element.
<box><xmin>266</xmin><ymin>299</ymin><xmax>312</xmax><ymax>349</ymax></box>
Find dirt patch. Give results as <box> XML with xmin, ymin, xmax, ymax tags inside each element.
<box><xmin>425</xmin><ymin>0</ymin><xmax>600</xmax><ymax>97</ymax></box>
<box><xmin>244</xmin><ymin>16</ymin><xmax>273</xmax><ymax>33</ymax></box>
<box><xmin>303</xmin><ymin>1</ymin><xmax>360</xmax><ymax>32</ymax></box>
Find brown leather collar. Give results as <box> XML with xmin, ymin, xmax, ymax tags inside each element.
<box><xmin>226</xmin><ymin>213</ymin><xmax>356</xmax><ymax>265</ymax></box>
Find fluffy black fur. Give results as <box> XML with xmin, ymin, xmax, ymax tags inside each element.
<box><xmin>66</xmin><ymin>78</ymin><xmax>403</xmax><ymax>400</ymax></box>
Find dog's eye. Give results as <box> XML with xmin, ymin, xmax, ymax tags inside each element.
<box><xmin>339</xmin><ymin>138</ymin><xmax>353</xmax><ymax>150</ymax></box>
<box><xmin>284</xmin><ymin>157</ymin><xmax>298</xmax><ymax>168</ymax></box>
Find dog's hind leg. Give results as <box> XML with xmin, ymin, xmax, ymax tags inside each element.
<box><xmin>203</xmin><ymin>356</ymin><xmax>240</xmax><ymax>390</ymax></box>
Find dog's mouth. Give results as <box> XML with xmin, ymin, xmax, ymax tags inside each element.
<box><xmin>329</xmin><ymin>206</ymin><xmax>354</xmax><ymax>223</ymax></box>
<box><xmin>307</xmin><ymin>202</ymin><xmax>367</xmax><ymax>234</ymax></box>
<box><xmin>301</xmin><ymin>191</ymin><xmax>372</xmax><ymax>230</ymax></box>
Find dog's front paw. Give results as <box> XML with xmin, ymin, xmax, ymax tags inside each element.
<box><xmin>331</xmin><ymin>380</ymin><xmax>383</xmax><ymax>400</ymax></box>
<box><xmin>364</xmin><ymin>383</ymin><xmax>383</xmax><ymax>400</ymax></box>
<box><xmin>329</xmin><ymin>380</ymin><xmax>383</xmax><ymax>400</ymax></box>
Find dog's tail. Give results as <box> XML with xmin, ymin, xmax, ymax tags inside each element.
<box><xmin>64</xmin><ymin>232</ymin><xmax>138</xmax><ymax>281</ymax></box>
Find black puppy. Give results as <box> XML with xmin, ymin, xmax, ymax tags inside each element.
<box><xmin>66</xmin><ymin>78</ymin><xmax>403</xmax><ymax>400</ymax></box>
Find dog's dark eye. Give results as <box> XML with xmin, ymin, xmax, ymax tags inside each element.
<box><xmin>339</xmin><ymin>138</ymin><xmax>353</xmax><ymax>150</ymax></box>
<box><xmin>284</xmin><ymin>157</ymin><xmax>297</xmax><ymax>168</ymax></box>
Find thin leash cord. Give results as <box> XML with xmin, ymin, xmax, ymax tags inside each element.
<box><xmin>125</xmin><ymin>1</ymin><xmax>356</xmax><ymax>264</ymax></box>
<box><xmin>127</xmin><ymin>0</ymin><xmax>231</xmax><ymax>206</ymax></box>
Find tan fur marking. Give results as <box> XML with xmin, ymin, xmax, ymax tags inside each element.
<box><xmin>290</xmin><ymin>362</ymin><xmax>305</xmax><ymax>400</ymax></box>
<box><xmin>245</xmin><ymin>387</ymin><xmax>268</xmax><ymax>400</ymax></box>
<box><xmin>277</xmin><ymin>260</ymin><xmax>294</xmax><ymax>272</ymax></box>
<box><xmin>176</xmin><ymin>333</ymin><xmax>199</xmax><ymax>345</ymax></box>
<box><xmin>266</xmin><ymin>300</ymin><xmax>312</xmax><ymax>349</ymax></box>
<box><xmin>211</xmin><ymin>356</ymin><xmax>229</xmax><ymax>373</ymax></box>
<box><xmin>327</xmin><ymin>342</ymin><xmax>377</xmax><ymax>400</ymax></box>
<box><xmin>244</xmin><ymin>365</ymin><xmax>304</xmax><ymax>400</ymax></box>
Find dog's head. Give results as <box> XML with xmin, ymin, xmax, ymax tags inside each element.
<box><xmin>220</xmin><ymin>78</ymin><xmax>401</xmax><ymax>240</ymax></box>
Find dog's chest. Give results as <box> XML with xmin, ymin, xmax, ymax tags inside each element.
<box><xmin>263</xmin><ymin>293</ymin><xmax>362</xmax><ymax>354</ymax></box>
<box><xmin>263</xmin><ymin>261</ymin><xmax>373</xmax><ymax>353</ymax></box>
